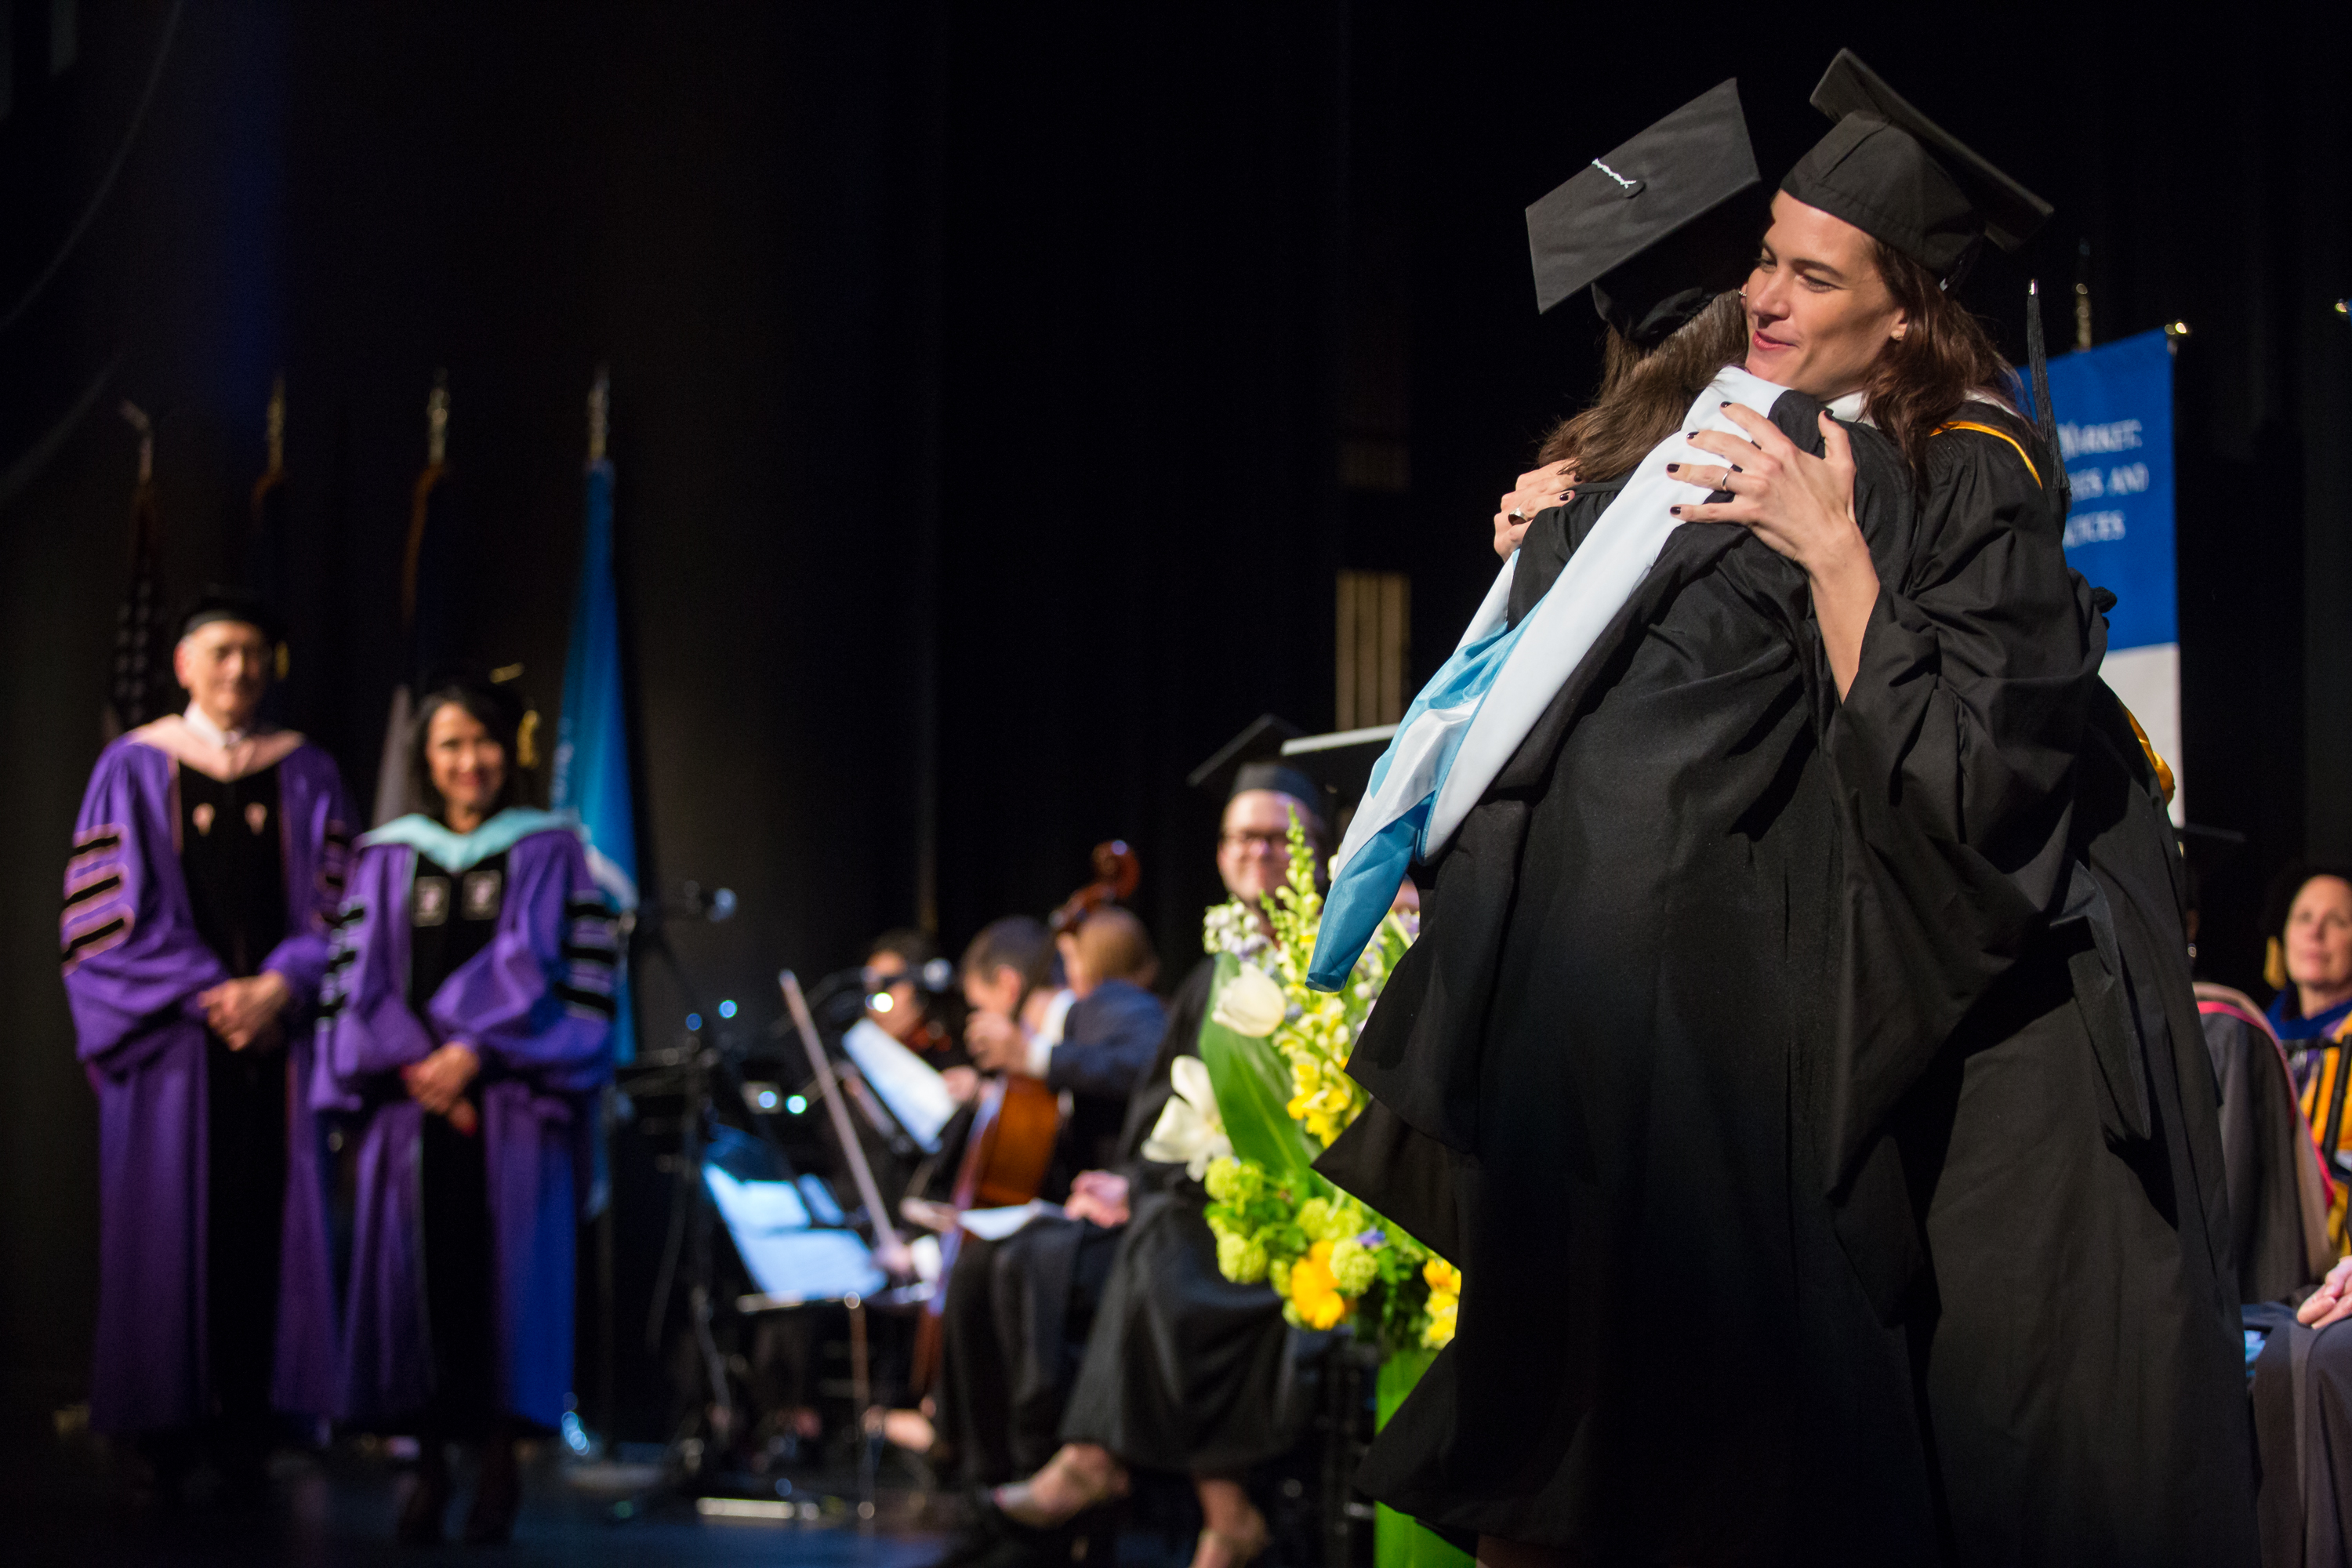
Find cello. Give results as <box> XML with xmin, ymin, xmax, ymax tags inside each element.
<box><xmin>908</xmin><ymin>840</ymin><xmax>1142</xmax><ymax>1389</ymax></box>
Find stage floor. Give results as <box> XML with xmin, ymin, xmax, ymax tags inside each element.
<box><xmin>15</xmin><ymin>1441</ymin><xmax>958</xmax><ymax>1568</ymax></box>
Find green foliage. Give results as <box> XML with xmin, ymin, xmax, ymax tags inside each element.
<box><xmin>1193</xmin><ymin>828</ymin><xmax>1454</xmax><ymax>1356</ymax></box>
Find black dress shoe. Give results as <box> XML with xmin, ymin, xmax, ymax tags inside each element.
<box><xmin>397</xmin><ymin>1466</ymin><xmax>450</xmax><ymax>1547</ymax></box>
<box><xmin>462</xmin><ymin>1446</ymin><xmax>521</xmax><ymax>1544</ymax></box>
<box><xmin>931</xmin><ymin>1493</ymin><xmax>1120</xmax><ymax>1568</ymax></box>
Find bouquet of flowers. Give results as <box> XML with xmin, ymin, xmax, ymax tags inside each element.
<box><xmin>1145</xmin><ymin>815</ymin><xmax>1457</xmax><ymax>1355</ymax></box>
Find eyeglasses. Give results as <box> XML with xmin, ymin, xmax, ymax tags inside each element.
<box><xmin>1218</xmin><ymin>830</ymin><xmax>1293</xmax><ymax>855</ymax></box>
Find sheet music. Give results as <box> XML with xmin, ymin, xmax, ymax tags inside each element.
<box><xmin>960</xmin><ymin>1200</ymin><xmax>1064</xmax><ymax>1242</ymax></box>
<box><xmin>704</xmin><ymin>1165</ymin><xmax>885</xmax><ymax>1302</ymax></box>
<box><xmin>840</xmin><ymin>1017</ymin><xmax>958</xmax><ymax>1152</ymax></box>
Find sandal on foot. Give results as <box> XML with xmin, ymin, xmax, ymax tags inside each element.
<box><xmin>990</xmin><ymin>1450</ymin><xmax>1130</xmax><ymax>1530</ymax></box>
<box><xmin>1192</xmin><ymin>1510</ymin><xmax>1269</xmax><ymax>1568</ymax></box>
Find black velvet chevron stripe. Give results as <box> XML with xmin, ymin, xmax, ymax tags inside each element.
<box><xmin>72</xmin><ymin>829</ymin><xmax>122</xmax><ymax>855</ymax></box>
<box><xmin>63</xmin><ymin>916</ymin><xmax>127</xmax><ymax>961</ymax></box>
<box><xmin>64</xmin><ymin>873</ymin><xmax>123</xmax><ymax>911</ymax></box>
<box><xmin>556</xmin><ymin>982</ymin><xmax>618</xmax><ymax>1018</ymax></box>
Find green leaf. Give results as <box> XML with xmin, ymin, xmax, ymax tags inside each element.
<box><xmin>1196</xmin><ymin>953</ymin><xmax>1323</xmax><ymax>1192</ymax></box>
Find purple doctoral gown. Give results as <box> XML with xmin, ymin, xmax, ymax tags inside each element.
<box><xmin>316</xmin><ymin>818</ymin><xmax>615</xmax><ymax>1432</ymax></box>
<box><xmin>61</xmin><ymin>719</ymin><xmax>354</xmax><ymax>1433</ymax></box>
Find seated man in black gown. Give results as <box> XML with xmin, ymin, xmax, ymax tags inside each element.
<box><xmin>979</xmin><ymin>730</ymin><xmax>1336</xmax><ymax>1568</ymax></box>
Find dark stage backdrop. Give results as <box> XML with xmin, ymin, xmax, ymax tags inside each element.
<box><xmin>1</xmin><ymin>1</ymin><xmax>2343</xmax><ymax>1440</ymax></box>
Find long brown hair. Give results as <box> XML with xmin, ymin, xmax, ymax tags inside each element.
<box><xmin>1537</xmin><ymin>291</ymin><xmax>1748</xmax><ymax>480</ymax></box>
<box><xmin>1861</xmin><ymin>241</ymin><xmax>2017</xmax><ymax>486</ymax></box>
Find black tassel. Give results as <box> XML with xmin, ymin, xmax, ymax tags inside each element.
<box><xmin>2026</xmin><ymin>280</ymin><xmax>2071</xmax><ymax>522</ymax></box>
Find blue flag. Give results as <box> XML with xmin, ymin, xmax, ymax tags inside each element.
<box><xmin>552</xmin><ymin>454</ymin><xmax>641</xmax><ymax>1061</ymax></box>
<box><xmin>2043</xmin><ymin>327</ymin><xmax>2182</xmax><ymax>820</ymax></box>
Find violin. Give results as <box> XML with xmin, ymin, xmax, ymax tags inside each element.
<box><xmin>909</xmin><ymin>840</ymin><xmax>1142</xmax><ymax>1391</ymax></box>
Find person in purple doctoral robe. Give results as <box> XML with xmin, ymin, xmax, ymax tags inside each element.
<box><xmin>60</xmin><ymin>590</ymin><xmax>354</xmax><ymax>1499</ymax></box>
<box><xmin>315</xmin><ymin>670</ymin><xmax>615</xmax><ymax>1546</ymax></box>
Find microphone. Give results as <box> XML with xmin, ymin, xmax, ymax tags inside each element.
<box><xmin>676</xmin><ymin>881</ymin><xmax>738</xmax><ymax>922</ymax></box>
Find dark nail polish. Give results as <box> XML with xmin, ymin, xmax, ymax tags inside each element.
<box><xmin>1670</xmin><ymin>506</ymin><xmax>1682</xmax><ymax>516</ymax></box>
<box><xmin>1730</xmin><ymin>463</ymin><xmax>1744</xmax><ymax>473</ymax></box>
<box><xmin>1666</xmin><ymin>463</ymin><xmax>1680</xmax><ymax>473</ymax></box>
<box><xmin>1721</xmin><ymin>401</ymin><xmax>1732</xmax><ymax>408</ymax></box>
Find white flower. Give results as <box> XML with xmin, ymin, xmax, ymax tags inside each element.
<box><xmin>1201</xmin><ymin>900</ymin><xmax>1270</xmax><ymax>961</ymax></box>
<box><xmin>1211</xmin><ymin>964</ymin><xmax>1287</xmax><ymax>1037</ymax></box>
<box><xmin>1142</xmin><ymin>1056</ymin><xmax>1232</xmax><ymax>1180</ymax></box>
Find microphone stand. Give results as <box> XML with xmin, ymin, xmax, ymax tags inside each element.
<box><xmin>612</xmin><ymin>889</ymin><xmax>790</xmax><ymax>1517</ymax></box>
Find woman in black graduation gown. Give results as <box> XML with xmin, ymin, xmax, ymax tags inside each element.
<box><xmin>1321</xmin><ymin>56</ymin><xmax>2254</xmax><ymax>1568</ymax></box>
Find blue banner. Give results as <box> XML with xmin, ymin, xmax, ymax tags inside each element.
<box><xmin>553</xmin><ymin>456</ymin><xmax>640</xmax><ymax>1062</ymax></box>
<box><xmin>2043</xmin><ymin>327</ymin><xmax>2177</xmax><ymax>651</ymax></box>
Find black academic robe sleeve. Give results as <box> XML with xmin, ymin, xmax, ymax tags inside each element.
<box><xmin>1818</xmin><ymin>416</ymin><xmax>2096</xmax><ymax>1196</ymax></box>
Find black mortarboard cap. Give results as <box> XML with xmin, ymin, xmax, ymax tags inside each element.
<box><xmin>1525</xmin><ymin>79</ymin><xmax>1765</xmax><ymax>343</ymax></box>
<box><xmin>1279</xmin><ymin>726</ymin><xmax>1392</xmax><ymax>810</ymax></box>
<box><xmin>1187</xmin><ymin>713</ymin><xmax>1322</xmax><ymax>819</ymax></box>
<box><xmin>1780</xmin><ymin>50</ymin><xmax>2052</xmax><ymax>286</ymax></box>
<box><xmin>178</xmin><ymin>586</ymin><xmax>283</xmax><ymax>644</ymax></box>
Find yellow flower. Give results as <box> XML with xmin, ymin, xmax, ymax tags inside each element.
<box><xmin>1288</xmin><ymin>1239</ymin><xmax>1352</xmax><ymax>1330</ymax></box>
<box><xmin>1421</xmin><ymin>1294</ymin><xmax>1458</xmax><ymax>1348</ymax></box>
<box><xmin>1421</xmin><ymin>1257</ymin><xmax>1461</xmax><ymax>1349</ymax></box>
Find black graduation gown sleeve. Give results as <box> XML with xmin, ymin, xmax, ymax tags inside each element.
<box><xmin>1059</xmin><ymin>958</ymin><xmax>1324</xmax><ymax>1473</ymax></box>
<box><xmin>1816</xmin><ymin>419</ymin><xmax>2091</xmax><ymax>1226</ymax></box>
<box><xmin>1827</xmin><ymin>417</ymin><xmax>2256</xmax><ymax>1566</ymax></box>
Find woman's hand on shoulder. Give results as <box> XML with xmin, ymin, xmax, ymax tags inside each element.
<box><xmin>1493</xmin><ymin>460</ymin><xmax>1577</xmax><ymax>559</ymax></box>
<box><xmin>1667</xmin><ymin>407</ymin><xmax>1870</xmax><ymax>579</ymax></box>
<box><xmin>1670</xmin><ymin>407</ymin><xmax>1881</xmax><ymax>699</ymax></box>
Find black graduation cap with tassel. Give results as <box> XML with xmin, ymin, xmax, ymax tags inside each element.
<box><xmin>2025</xmin><ymin>279</ymin><xmax>2071</xmax><ymax>526</ymax></box>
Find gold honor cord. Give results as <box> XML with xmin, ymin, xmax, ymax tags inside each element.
<box><xmin>1933</xmin><ymin>419</ymin><xmax>2041</xmax><ymax>487</ymax></box>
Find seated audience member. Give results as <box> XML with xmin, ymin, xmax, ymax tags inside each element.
<box><xmin>2254</xmin><ymin>1235</ymin><xmax>2352</xmax><ymax>1561</ymax></box>
<box><xmin>316</xmin><ymin>672</ymin><xmax>616</xmax><ymax>1544</ymax></box>
<box><xmin>929</xmin><ymin>911</ymin><xmax>1167</xmax><ymax>1485</ymax></box>
<box><xmin>2241</xmin><ymin>870</ymin><xmax>2352</xmax><ymax>1563</ymax></box>
<box><xmin>2270</xmin><ymin>871</ymin><xmax>2352</xmax><ymax>1240</ymax></box>
<box><xmin>989</xmin><ymin>750</ymin><xmax>1333</xmax><ymax>1568</ymax></box>
<box><xmin>2198</xmin><ymin>982</ymin><xmax>2334</xmax><ymax>1304</ymax></box>
<box><xmin>1038</xmin><ymin>906</ymin><xmax>1165</xmax><ymax>1176</ymax></box>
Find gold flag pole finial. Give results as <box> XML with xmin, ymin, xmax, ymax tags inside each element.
<box><xmin>587</xmin><ymin>365</ymin><xmax>609</xmax><ymax>465</ymax></box>
<box><xmin>265</xmin><ymin>373</ymin><xmax>287</xmax><ymax>476</ymax></box>
<box><xmin>426</xmin><ymin>369</ymin><xmax>450</xmax><ymax>467</ymax></box>
<box><xmin>120</xmin><ymin>401</ymin><xmax>153</xmax><ymax>485</ymax></box>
